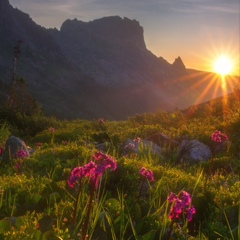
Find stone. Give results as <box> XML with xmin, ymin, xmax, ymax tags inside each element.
<box><xmin>177</xmin><ymin>140</ymin><xmax>212</xmax><ymax>164</ymax></box>
<box><xmin>2</xmin><ymin>136</ymin><xmax>30</xmax><ymax>164</ymax></box>
<box><xmin>95</xmin><ymin>142</ymin><xmax>112</xmax><ymax>152</ymax></box>
<box><xmin>144</xmin><ymin>133</ymin><xmax>179</xmax><ymax>149</ymax></box>
<box><xmin>122</xmin><ymin>138</ymin><xmax>163</xmax><ymax>156</ymax></box>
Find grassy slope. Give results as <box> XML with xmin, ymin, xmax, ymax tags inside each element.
<box><xmin>0</xmin><ymin>90</ymin><xmax>239</xmax><ymax>239</ymax></box>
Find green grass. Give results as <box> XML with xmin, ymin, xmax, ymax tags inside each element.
<box><xmin>0</xmin><ymin>97</ymin><xmax>240</xmax><ymax>239</ymax></box>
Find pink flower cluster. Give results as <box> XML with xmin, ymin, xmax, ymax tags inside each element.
<box><xmin>168</xmin><ymin>191</ymin><xmax>196</xmax><ymax>222</ymax></box>
<box><xmin>15</xmin><ymin>150</ymin><xmax>28</xmax><ymax>159</ymax></box>
<box><xmin>134</xmin><ymin>137</ymin><xmax>141</xmax><ymax>143</ymax></box>
<box><xmin>0</xmin><ymin>148</ymin><xmax>3</xmax><ymax>155</ymax></box>
<box><xmin>140</xmin><ymin>167</ymin><xmax>154</xmax><ymax>182</ymax></box>
<box><xmin>68</xmin><ymin>152</ymin><xmax>117</xmax><ymax>189</ymax></box>
<box><xmin>36</xmin><ymin>142</ymin><xmax>43</xmax><ymax>147</ymax></box>
<box><xmin>124</xmin><ymin>142</ymin><xmax>135</xmax><ymax>150</ymax></box>
<box><xmin>211</xmin><ymin>130</ymin><xmax>229</xmax><ymax>142</ymax></box>
<box><xmin>98</xmin><ymin>118</ymin><xmax>105</xmax><ymax>125</ymax></box>
<box><xmin>49</xmin><ymin>127</ymin><xmax>55</xmax><ymax>133</ymax></box>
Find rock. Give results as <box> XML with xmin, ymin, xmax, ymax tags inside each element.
<box><xmin>144</xmin><ymin>133</ymin><xmax>179</xmax><ymax>149</ymax></box>
<box><xmin>177</xmin><ymin>140</ymin><xmax>212</xmax><ymax>164</ymax></box>
<box><xmin>95</xmin><ymin>142</ymin><xmax>112</xmax><ymax>152</ymax></box>
<box><xmin>2</xmin><ymin>136</ymin><xmax>30</xmax><ymax>164</ymax></box>
<box><xmin>122</xmin><ymin>138</ymin><xmax>163</xmax><ymax>156</ymax></box>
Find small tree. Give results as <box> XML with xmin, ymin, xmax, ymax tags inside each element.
<box><xmin>7</xmin><ymin>40</ymin><xmax>42</xmax><ymax>115</ymax></box>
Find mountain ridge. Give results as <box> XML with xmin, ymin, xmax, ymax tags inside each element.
<box><xmin>0</xmin><ymin>0</ymin><xmax>239</xmax><ymax>120</ymax></box>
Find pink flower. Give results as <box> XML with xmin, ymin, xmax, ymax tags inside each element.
<box><xmin>168</xmin><ymin>192</ymin><xmax>178</xmax><ymax>202</ymax></box>
<box><xmin>0</xmin><ymin>148</ymin><xmax>3</xmax><ymax>156</ymax></box>
<box><xmin>98</xmin><ymin>118</ymin><xmax>105</xmax><ymax>125</ymax></box>
<box><xmin>211</xmin><ymin>130</ymin><xmax>229</xmax><ymax>142</ymax></box>
<box><xmin>124</xmin><ymin>142</ymin><xmax>135</xmax><ymax>150</ymax></box>
<box><xmin>15</xmin><ymin>163</ymin><xmax>21</xmax><ymax>170</ymax></box>
<box><xmin>134</xmin><ymin>137</ymin><xmax>141</xmax><ymax>143</ymax></box>
<box><xmin>180</xmin><ymin>191</ymin><xmax>191</xmax><ymax>206</ymax></box>
<box><xmin>93</xmin><ymin>152</ymin><xmax>106</xmax><ymax>161</ymax></box>
<box><xmin>186</xmin><ymin>206</ymin><xmax>196</xmax><ymax>221</ymax></box>
<box><xmin>15</xmin><ymin>150</ymin><xmax>28</xmax><ymax>159</ymax></box>
<box><xmin>36</xmin><ymin>142</ymin><xmax>43</xmax><ymax>147</ymax></box>
<box><xmin>140</xmin><ymin>167</ymin><xmax>154</xmax><ymax>182</ymax></box>
<box><xmin>68</xmin><ymin>166</ymin><xmax>86</xmax><ymax>188</ymax></box>
<box><xmin>49</xmin><ymin>127</ymin><xmax>55</xmax><ymax>133</ymax></box>
<box><xmin>68</xmin><ymin>152</ymin><xmax>117</xmax><ymax>189</ymax></box>
<box><xmin>168</xmin><ymin>191</ymin><xmax>196</xmax><ymax>222</ymax></box>
<box><xmin>62</xmin><ymin>141</ymin><xmax>68</xmax><ymax>145</ymax></box>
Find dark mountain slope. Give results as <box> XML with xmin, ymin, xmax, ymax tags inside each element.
<box><xmin>0</xmin><ymin>0</ymin><xmax>239</xmax><ymax>120</ymax></box>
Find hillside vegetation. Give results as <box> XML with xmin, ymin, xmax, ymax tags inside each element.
<box><xmin>0</xmin><ymin>89</ymin><xmax>240</xmax><ymax>239</ymax></box>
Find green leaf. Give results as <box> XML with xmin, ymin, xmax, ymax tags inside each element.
<box><xmin>49</xmin><ymin>192</ymin><xmax>60</xmax><ymax>204</ymax></box>
<box><xmin>45</xmin><ymin>231</ymin><xmax>63</xmax><ymax>240</ymax></box>
<box><xmin>32</xmin><ymin>192</ymin><xmax>42</xmax><ymax>205</ymax></box>
<box><xmin>105</xmin><ymin>198</ymin><xmax>121</xmax><ymax>216</ymax></box>
<box><xmin>140</xmin><ymin>230</ymin><xmax>156</xmax><ymax>240</ymax></box>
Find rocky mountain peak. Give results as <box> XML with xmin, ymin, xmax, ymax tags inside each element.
<box><xmin>172</xmin><ymin>56</ymin><xmax>186</xmax><ymax>74</ymax></box>
<box><xmin>60</xmin><ymin>16</ymin><xmax>146</xmax><ymax>49</ymax></box>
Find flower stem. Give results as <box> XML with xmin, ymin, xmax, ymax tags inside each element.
<box><xmin>72</xmin><ymin>181</ymin><xmax>82</xmax><ymax>225</ymax></box>
<box><xmin>167</xmin><ymin>221</ymin><xmax>174</xmax><ymax>240</ymax></box>
<box><xmin>81</xmin><ymin>183</ymin><xmax>95</xmax><ymax>240</ymax></box>
<box><xmin>137</xmin><ymin>178</ymin><xmax>145</xmax><ymax>203</ymax></box>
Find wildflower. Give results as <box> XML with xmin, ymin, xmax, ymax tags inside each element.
<box><xmin>168</xmin><ymin>192</ymin><xmax>178</xmax><ymax>202</ymax></box>
<box><xmin>134</xmin><ymin>137</ymin><xmax>141</xmax><ymax>143</ymax></box>
<box><xmin>98</xmin><ymin>118</ymin><xmax>105</xmax><ymax>125</ymax></box>
<box><xmin>91</xmin><ymin>154</ymin><xmax>117</xmax><ymax>188</ymax></box>
<box><xmin>186</xmin><ymin>206</ymin><xmax>196</xmax><ymax>221</ymax></box>
<box><xmin>68</xmin><ymin>152</ymin><xmax>117</xmax><ymax>189</ymax></box>
<box><xmin>0</xmin><ymin>148</ymin><xmax>3</xmax><ymax>155</ymax></box>
<box><xmin>84</xmin><ymin>161</ymin><xmax>97</xmax><ymax>177</ymax></box>
<box><xmin>180</xmin><ymin>191</ymin><xmax>191</xmax><ymax>206</ymax></box>
<box><xmin>168</xmin><ymin>191</ymin><xmax>196</xmax><ymax>222</ymax></box>
<box><xmin>124</xmin><ymin>142</ymin><xmax>135</xmax><ymax>150</ymax></box>
<box><xmin>69</xmin><ymin>152</ymin><xmax>117</xmax><ymax>234</ymax></box>
<box><xmin>140</xmin><ymin>167</ymin><xmax>154</xmax><ymax>182</ymax></box>
<box><xmin>15</xmin><ymin>163</ymin><xmax>22</xmax><ymax>170</ymax></box>
<box><xmin>49</xmin><ymin>127</ymin><xmax>55</xmax><ymax>133</ymax></box>
<box><xmin>62</xmin><ymin>140</ymin><xmax>68</xmax><ymax>145</ymax></box>
<box><xmin>15</xmin><ymin>150</ymin><xmax>28</xmax><ymax>159</ymax></box>
<box><xmin>36</xmin><ymin>142</ymin><xmax>43</xmax><ymax>147</ymax></box>
<box><xmin>211</xmin><ymin>130</ymin><xmax>229</xmax><ymax>142</ymax></box>
<box><xmin>93</xmin><ymin>151</ymin><xmax>107</xmax><ymax>161</ymax></box>
<box><xmin>68</xmin><ymin>166</ymin><xmax>86</xmax><ymax>188</ymax></box>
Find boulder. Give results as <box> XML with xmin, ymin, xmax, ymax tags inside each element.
<box><xmin>144</xmin><ymin>133</ymin><xmax>179</xmax><ymax>149</ymax></box>
<box><xmin>122</xmin><ymin>138</ymin><xmax>163</xmax><ymax>156</ymax></box>
<box><xmin>177</xmin><ymin>140</ymin><xmax>212</xmax><ymax>164</ymax></box>
<box><xmin>95</xmin><ymin>142</ymin><xmax>112</xmax><ymax>152</ymax></box>
<box><xmin>2</xmin><ymin>136</ymin><xmax>30</xmax><ymax>164</ymax></box>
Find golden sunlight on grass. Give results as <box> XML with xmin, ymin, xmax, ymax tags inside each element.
<box><xmin>213</xmin><ymin>55</ymin><xmax>233</xmax><ymax>76</ymax></box>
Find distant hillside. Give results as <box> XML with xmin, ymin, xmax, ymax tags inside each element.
<box><xmin>0</xmin><ymin>0</ymin><xmax>239</xmax><ymax>120</ymax></box>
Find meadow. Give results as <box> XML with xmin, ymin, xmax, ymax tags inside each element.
<box><xmin>0</xmin><ymin>91</ymin><xmax>239</xmax><ymax>240</ymax></box>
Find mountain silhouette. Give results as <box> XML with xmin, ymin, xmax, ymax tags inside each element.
<box><xmin>0</xmin><ymin>0</ymin><xmax>239</xmax><ymax>119</ymax></box>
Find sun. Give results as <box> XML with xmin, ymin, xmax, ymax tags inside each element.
<box><xmin>213</xmin><ymin>55</ymin><xmax>233</xmax><ymax>76</ymax></box>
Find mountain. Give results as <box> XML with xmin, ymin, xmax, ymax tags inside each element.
<box><xmin>0</xmin><ymin>0</ymin><xmax>239</xmax><ymax>120</ymax></box>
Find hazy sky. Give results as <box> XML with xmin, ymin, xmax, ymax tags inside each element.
<box><xmin>9</xmin><ymin>0</ymin><xmax>240</xmax><ymax>75</ymax></box>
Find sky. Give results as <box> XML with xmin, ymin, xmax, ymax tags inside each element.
<box><xmin>9</xmin><ymin>0</ymin><xmax>240</xmax><ymax>76</ymax></box>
